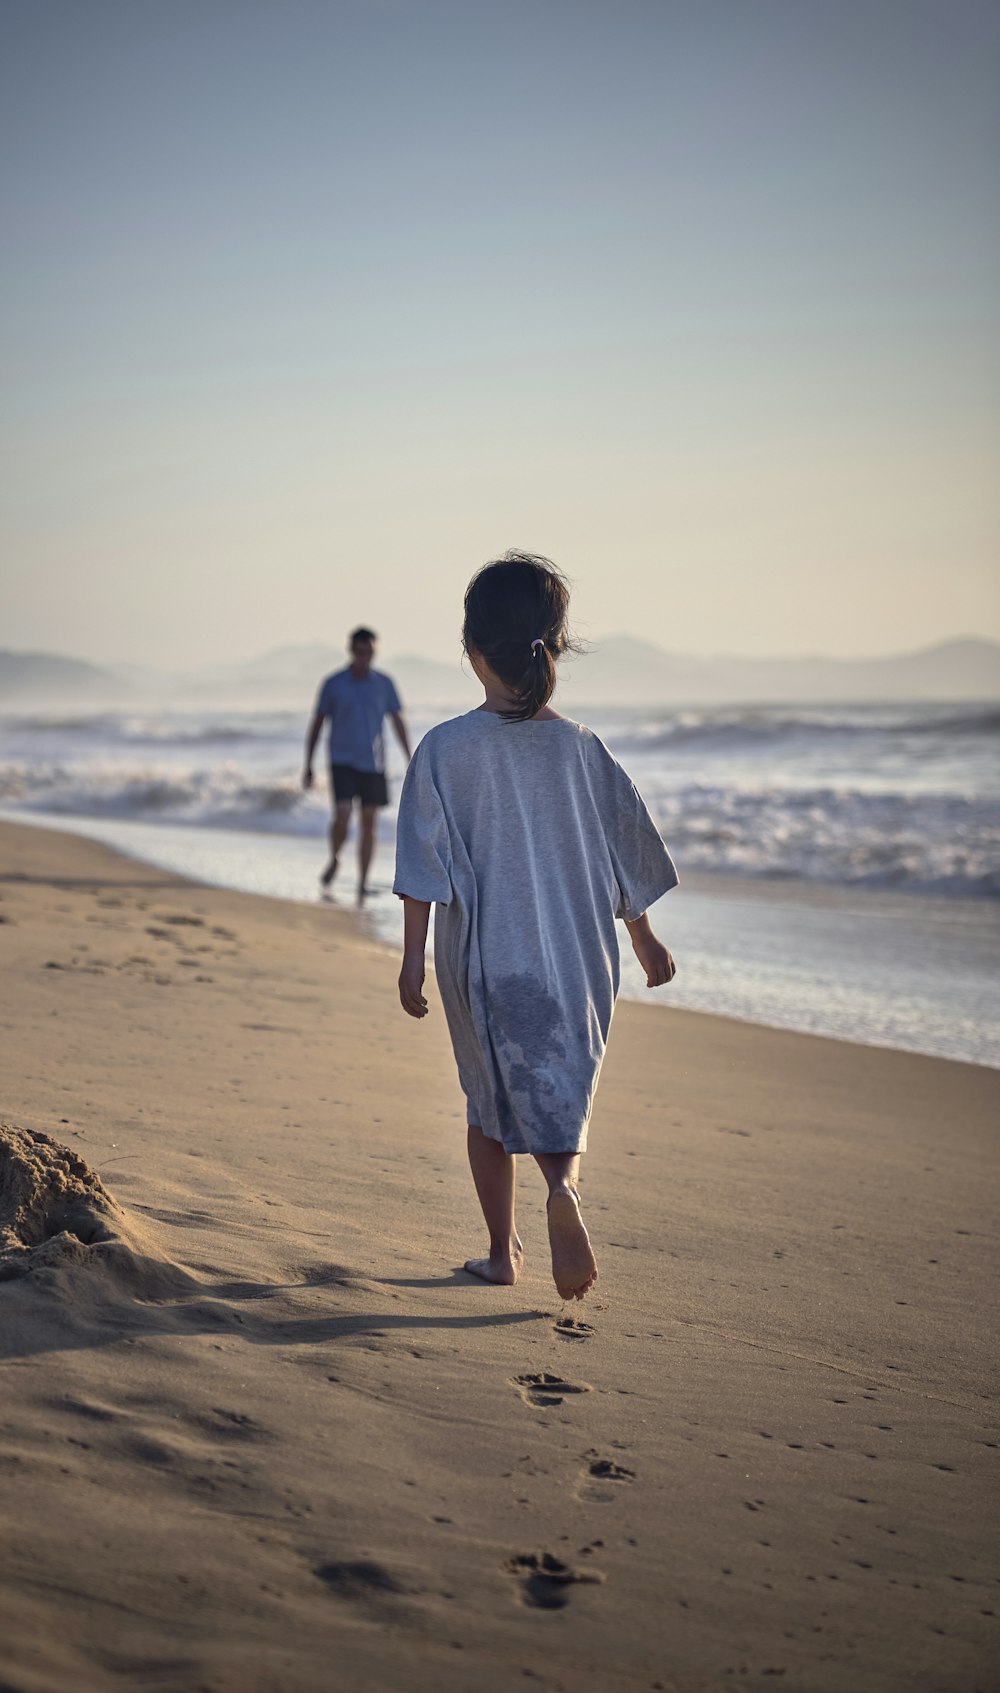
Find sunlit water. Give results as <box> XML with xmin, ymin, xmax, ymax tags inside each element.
<box><xmin>4</xmin><ymin>805</ymin><xmax>996</xmax><ymax>1069</ymax></box>
<box><xmin>2</xmin><ymin>699</ymin><xmax>997</xmax><ymax>1066</ymax></box>
<box><xmin>3</xmin><ymin>699</ymin><xmax>997</xmax><ymax>893</ymax></box>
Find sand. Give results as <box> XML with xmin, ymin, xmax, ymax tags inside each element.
<box><xmin>0</xmin><ymin>817</ymin><xmax>996</xmax><ymax>1693</ymax></box>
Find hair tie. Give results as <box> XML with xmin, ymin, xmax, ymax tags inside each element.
<box><xmin>530</xmin><ymin>637</ymin><xmax>545</xmax><ymax>655</ymax></box>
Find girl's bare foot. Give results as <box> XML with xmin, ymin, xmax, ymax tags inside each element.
<box><xmin>464</xmin><ymin>1236</ymin><xmax>524</xmax><ymax>1286</ymax></box>
<box><xmin>547</xmin><ymin>1190</ymin><xmax>598</xmax><ymax>1300</ymax></box>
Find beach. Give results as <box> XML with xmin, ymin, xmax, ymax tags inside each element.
<box><xmin>1</xmin><ymin>816</ymin><xmax>996</xmax><ymax>1693</ymax></box>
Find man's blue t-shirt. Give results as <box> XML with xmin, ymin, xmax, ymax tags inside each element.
<box><xmin>316</xmin><ymin>667</ymin><xmax>403</xmax><ymax>774</ymax></box>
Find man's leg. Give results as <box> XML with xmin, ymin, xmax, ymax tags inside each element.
<box><xmin>321</xmin><ymin>800</ymin><xmax>353</xmax><ymax>888</ymax></box>
<box><xmin>534</xmin><ymin>1151</ymin><xmax>598</xmax><ymax>1301</ymax></box>
<box><xmin>358</xmin><ymin>804</ymin><xmax>377</xmax><ymax>899</ymax></box>
<box><xmin>464</xmin><ymin>1125</ymin><xmax>523</xmax><ymax>1285</ymax></box>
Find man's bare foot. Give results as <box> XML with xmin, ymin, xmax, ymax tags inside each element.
<box><xmin>464</xmin><ymin>1237</ymin><xmax>524</xmax><ymax>1286</ymax></box>
<box><xmin>547</xmin><ymin>1189</ymin><xmax>598</xmax><ymax>1300</ymax></box>
<box><xmin>320</xmin><ymin>856</ymin><xmax>338</xmax><ymax>888</ymax></box>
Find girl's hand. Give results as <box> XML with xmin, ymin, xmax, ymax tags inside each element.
<box><xmin>398</xmin><ymin>953</ymin><xmax>429</xmax><ymax>1018</ymax></box>
<box><xmin>630</xmin><ymin>929</ymin><xmax>676</xmax><ymax>988</ymax></box>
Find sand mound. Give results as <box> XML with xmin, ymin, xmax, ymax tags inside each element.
<box><xmin>0</xmin><ymin>1124</ymin><xmax>120</xmax><ymax>1261</ymax></box>
<box><xmin>0</xmin><ymin>1123</ymin><xmax>193</xmax><ymax>1296</ymax></box>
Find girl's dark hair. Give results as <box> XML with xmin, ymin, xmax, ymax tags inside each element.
<box><xmin>463</xmin><ymin>550</ymin><xmax>577</xmax><ymax>723</ymax></box>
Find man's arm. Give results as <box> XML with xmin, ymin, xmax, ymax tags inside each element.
<box><xmin>302</xmin><ymin>710</ymin><xmax>325</xmax><ymax>790</ymax></box>
<box><xmin>390</xmin><ymin>711</ymin><xmax>411</xmax><ymax>761</ymax></box>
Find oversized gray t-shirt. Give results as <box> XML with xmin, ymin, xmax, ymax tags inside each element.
<box><xmin>393</xmin><ymin>711</ymin><xmax>678</xmax><ymax>1156</ymax></box>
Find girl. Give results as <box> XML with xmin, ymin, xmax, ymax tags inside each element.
<box><xmin>393</xmin><ymin>552</ymin><xmax>678</xmax><ymax>1301</ymax></box>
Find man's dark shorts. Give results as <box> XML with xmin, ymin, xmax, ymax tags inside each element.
<box><xmin>330</xmin><ymin>764</ymin><xmax>389</xmax><ymax>808</ymax></box>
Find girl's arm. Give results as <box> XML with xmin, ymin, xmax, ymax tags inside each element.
<box><xmin>398</xmin><ymin>896</ymin><xmax>431</xmax><ymax>1018</ymax></box>
<box><xmin>623</xmin><ymin>912</ymin><xmax>676</xmax><ymax>988</ymax></box>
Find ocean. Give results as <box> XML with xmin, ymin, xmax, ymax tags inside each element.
<box><xmin>1</xmin><ymin>700</ymin><xmax>997</xmax><ymax>1067</ymax></box>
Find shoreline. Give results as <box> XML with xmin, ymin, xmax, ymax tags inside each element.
<box><xmin>1</xmin><ymin>817</ymin><xmax>997</xmax><ymax>1692</ymax></box>
<box><xmin>3</xmin><ymin>809</ymin><xmax>997</xmax><ymax>1070</ymax></box>
<box><xmin>5</xmin><ymin>800</ymin><xmax>996</xmax><ymax>907</ymax></box>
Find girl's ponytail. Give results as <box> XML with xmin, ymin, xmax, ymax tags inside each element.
<box><xmin>515</xmin><ymin>634</ymin><xmax>557</xmax><ymax>723</ymax></box>
<box><xmin>463</xmin><ymin>551</ymin><xmax>577</xmax><ymax>723</ymax></box>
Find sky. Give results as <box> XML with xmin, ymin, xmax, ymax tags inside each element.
<box><xmin>1</xmin><ymin>0</ymin><xmax>998</xmax><ymax>669</ymax></box>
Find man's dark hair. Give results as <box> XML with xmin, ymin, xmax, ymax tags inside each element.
<box><xmin>349</xmin><ymin>626</ymin><xmax>377</xmax><ymax>646</ymax></box>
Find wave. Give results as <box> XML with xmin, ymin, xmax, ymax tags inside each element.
<box><xmin>2</xmin><ymin>714</ymin><xmax>119</xmax><ymax>734</ymax></box>
<box><xmin>0</xmin><ymin>765</ymin><xmax>317</xmax><ymax>835</ymax></box>
<box><xmin>1</xmin><ymin>761</ymin><xmax>997</xmax><ymax>899</ymax></box>
<box><xmin>1</xmin><ymin>712</ymin><xmax>300</xmax><ymax>746</ymax></box>
<box><xmin>641</xmin><ymin>781</ymin><xmax>1000</xmax><ymax>899</ymax></box>
<box><xmin>608</xmin><ymin>704</ymin><xmax>1000</xmax><ymax>754</ymax></box>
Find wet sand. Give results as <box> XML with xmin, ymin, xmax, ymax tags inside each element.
<box><xmin>0</xmin><ymin>818</ymin><xmax>996</xmax><ymax>1693</ymax></box>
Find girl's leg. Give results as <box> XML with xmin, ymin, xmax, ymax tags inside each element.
<box><xmin>534</xmin><ymin>1152</ymin><xmax>598</xmax><ymax>1301</ymax></box>
<box><xmin>464</xmin><ymin>1125</ymin><xmax>523</xmax><ymax>1286</ymax></box>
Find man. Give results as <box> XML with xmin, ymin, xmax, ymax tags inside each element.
<box><xmin>303</xmin><ymin>626</ymin><xmax>410</xmax><ymax>901</ymax></box>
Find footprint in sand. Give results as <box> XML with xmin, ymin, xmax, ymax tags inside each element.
<box><xmin>586</xmin><ymin>1455</ymin><xmax>634</xmax><ymax>1483</ymax></box>
<box><xmin>513</xmin><ymin>1372</ymin><xmax>591</xmax><ymax>1409</ymax></box>
<box><xmin>554</xmin><ymin>1316</ymin><xmax>594</xmax><ymax>1343</ymax></box>
<box><xmin>505</xmin><ymin>1551</ymin><xmax>604</xmax><ymax>1609</ymax></box>
<box><xmin>314</xmin><ymin>1560</ymin><xmax>414</xmax><ymax>1609</ymax></box>
<box><xmin>577</xmin><ymin>1452</ymin><xmax>635</xmax><ymax>1502</ymax></box>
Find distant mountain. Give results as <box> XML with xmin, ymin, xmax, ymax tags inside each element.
<box><xmin>0</xmin><ymin>650</ymin><xmax>133</xmax><ymax>706</ymax></box>
<box><xmin>553</xmin><ymin>634</ymin><xmax>1000</xmax><ymax>705</ymax></box>
<box><xmin>231</xmin><ymin>634</ymin><xmax>1000</xmax><ymax>705</ymax></box>
<box><xmin>2</xmin><ymin>636</ymin><xmax>998</xmax><ymax>709</ymax></box>
<box><xmin>386</xmin><ymin>653</ymin><xmax>478</xmax><ymax>704</ymax></box>
<box><xmin>230</xmin><ymin>644</ymin><xmax>344</xmax><ymax>685</ymax></box>
<box><xmin>155</xmin><ymin>645</ymin><xmax>474</xmax><ymax>706</ymax></box>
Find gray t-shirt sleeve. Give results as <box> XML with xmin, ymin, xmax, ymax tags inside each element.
<box><xmin>315</xmin><ymin>675</ymin><xmax>335</xmax><ymax>717</ymax></box>
<box><xmin>384</xmin><ymin>675</ymin><xmax>402</xmax><ymax>715</ymax></box>
<box><xmin>392</xmin><ymin>743</ymin><xmax>453</xmax><ymax>906</ymax></box>
<box><xmin>606</xmin><ymin>756</ymin><xmax>679</xmax><ymax>921</ymax></box>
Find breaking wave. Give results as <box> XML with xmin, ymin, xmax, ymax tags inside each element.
<box><xmin>1</xmin><ymin>699</ymin><xmax>997</xmax><ymax>899</ymax></box>
<box><xmin>640</xmin><ymin>781</ymin><xmax>1000</xmax><ymax>899</ymax></box>
<box><xmin>0</xmin><ymin>764</ymin><xmax>316</xmax><ymax>834</ymax></box>
<box><xmin>611</xmin><ymin>703</ymin><xmax>1000</xmax><ymax>754</ymax></box>
<box><xmin>0</xmin><ymin>759</ymin><xmax>996</xmax><ymax>898</ymax></box>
